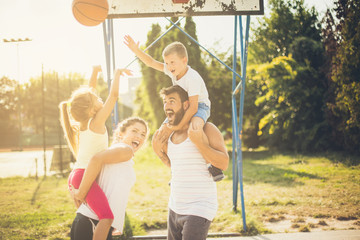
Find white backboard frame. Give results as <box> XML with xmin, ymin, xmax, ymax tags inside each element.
<box><xmin>108</xmin><ymin>0</ymin><xmax>264</xmax><ymax>18</ymax></box>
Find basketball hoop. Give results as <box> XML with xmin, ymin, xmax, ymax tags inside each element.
<box><xmin>108</xmin><ymin>0</ymin><xmax>263</xmax><ymax>18</ymax></box>
<box><xmin>172</xmin><ymin>0</ymin><xmax>190</xmax><ymax>3</ymax></box>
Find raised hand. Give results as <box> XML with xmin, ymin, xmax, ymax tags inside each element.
<box><xmin>124</xmin><ymin>35</ymin><xmax>140</xmax><ymax>53</ymax></box>
<box><xmin>114</xmin><ymin>68</ymin><xmax>133</xmax><ymax>79</ymax></box>
<box><xmin>92</xmin><ymin>65</ymin><xmax>102</xmax><ymax>72</ymax></box>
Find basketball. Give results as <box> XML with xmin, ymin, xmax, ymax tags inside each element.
<box><xmin>72</xmin><ymin>0</ymin><xmax>109</xmax><ymax>26</ymax></box>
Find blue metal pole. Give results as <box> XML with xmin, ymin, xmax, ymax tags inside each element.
<box><xmin>107</xmin><ymin>19</ymin><xmax>117</xmax><ymax>129</ymax></box>
<box><xmin>103</xmin><ymin>21</ymin><xmax>111</xmax><ymax>83</ymax></box>
<box><xmin>232</xmin><ymin>16</ymin><xmax>244</xmax><ymax>98</ymax></box>
<box><xmin>109</xmin><ymin>19</ymin><xmax>119</xmax><ymax>126</ymax></box>
<box><xmin>103</xmin><ymin>19</ymin><xmax>118</xmax><ymax>130</ymax></box>
<box><xmin>232</xmin><ymin>15</ymin><xmax>239</xmax><ymax>212</ymax></box>
<box><xmin>239</xmin><ymin>16</ymin><xmax>244</xmax><ymax>71</ymax></box>
<box><xmin>237</xmin><ymin>15</ymin><xmax>251</xmax><ymax>232</ymax></box>
<box><xmin>110</xmin><ymin>19</ymin><xmax>116</xmax><ymax>71</ymax></box>
<box><xmin>232</xmin><ymin>78</ymin><xmax>243</xmax><ymax>96</ymax></box>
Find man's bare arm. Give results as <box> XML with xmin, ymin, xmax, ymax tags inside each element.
<box><xmin>152</xmin><ymin>130</ymin><xmax>171</xmax><ymax>167</ymax></box>
<box><xmin>188</xmin><ymin>122</ymin><xmax>229</xmax><ymax>170</ymax></box>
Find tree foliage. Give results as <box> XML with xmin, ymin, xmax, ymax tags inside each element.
<box><xmin>250</xmin><ymin>55</ymin><xmax>330</xmax><ymax>151</ymax></box>
<box><xmin>245</xmin><ymin>0</ymin><xmax>333</xmax><ymax>152</ymax></box>
<box><xmin>322</xmin><ymin>0</ymin><xmax>360</xmax><ymax>153</ymax></box>
<box><xmin>250</xmin><ymin>0</ymin><xmax>321</xmax><ymax>64</ymax></box>
<box><xmin>205</xmin><ymin>50</ymin><xmax>233</xmax><ymax>132</ymax></box>
<box><xmin>0</xmin><ymin>77</ymin><xmax>20</xmax><ymax>146</ymax></box>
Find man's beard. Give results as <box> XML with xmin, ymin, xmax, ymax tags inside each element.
<box><xmin>171</xmin><ymin>107</ymin><xmax>185</xmax><ymax>126</ymax></box>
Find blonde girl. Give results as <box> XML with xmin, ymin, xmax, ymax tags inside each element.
<box><xmin>59</xmin><ymin>66</ymin><xmax>131</xmax><ymax>240</ymax></box>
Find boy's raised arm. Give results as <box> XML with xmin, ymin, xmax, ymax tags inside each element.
<box><xmin>124</xmin><ymin>35</ymin><xmax>164</xmax><ymax>72</ymax></box>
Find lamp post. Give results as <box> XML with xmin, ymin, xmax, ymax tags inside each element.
<box><xmin>3</xmin><ymin>38</ymin><xmax>32</xmax><ymax>151</ymax></box>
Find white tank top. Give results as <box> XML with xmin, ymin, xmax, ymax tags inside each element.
<box><xmin>77</xmin><ymin>142</ymin><xmax>136</xmax><ymax>232</ymax></box>
<box><xmin>167</xmin><ymin>137</ymin><xmax>217</xmax><ymax>221</ymax></box>
<box><xmin>74</xmin><ymin>119</ymin><xmax>108</xmax><ymax>169</ymax></box>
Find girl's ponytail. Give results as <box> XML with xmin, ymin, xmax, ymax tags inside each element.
<box><xmin>59</xmin><ymin>101</ymin><xmax>78</xmax><ymax>158</ymax></box>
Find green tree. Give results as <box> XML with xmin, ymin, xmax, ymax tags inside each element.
<box><xmin>242</xmin><ymin>64</ymin><xmax>267</xmax><ymax>148</ymax></box>
<box><xmin>243</xmin><ymin>0</ymin><xmax>337</xmax><ymax>151</ymax></box>
<box><xmin>21</xmin><ymin>72</ymin><xmax>84</xmax><ymax>145</ymax></box>
<box><xmin>0</xmin><ymin>77</ymin><xmax>20</xmax><ymax>146</ymax></box>
<box><xmin>322</xmin><ymin>0</ymin><xmax>360</xmax><ymax>153</ymax></box>
<box><xmin>205</xmin><ymin>49</ymin><xmax>233</xmax><ymax>132</ymax></box>
<box><xmin>250</xmin><ymin>0</ymin><xmax>321</xmax><ymax>64</ymax></box>
<box><xmin>253</xmin><ymin>55</ymin><xmax>329</xmax><ymax>151</ymax></box>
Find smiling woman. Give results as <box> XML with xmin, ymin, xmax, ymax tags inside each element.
<box><xmin>70</xmin><ymin>117</ymin><xmax>149</xmax><ymax>239</ymax></box>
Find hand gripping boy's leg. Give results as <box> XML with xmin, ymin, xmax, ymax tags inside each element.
<box><xmin>189</xmin><ymin>117</ymin><xmax>224</xmax><ymax>182</ymax></box>
<box><xmin>158</xmin><ymin>123</ymin><xmax>174</xmax><ymax>144</ymax></box>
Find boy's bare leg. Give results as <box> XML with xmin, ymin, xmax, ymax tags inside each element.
<box><xmin>190</xmin><ymin>116</ymin><xmax>209</xmax><ymax>145</ymax></box>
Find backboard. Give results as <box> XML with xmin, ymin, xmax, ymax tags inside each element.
<box><xmin>108</xmin><ymin>0</ymin><xmax>264</xmax><ymax>18</ymax></box>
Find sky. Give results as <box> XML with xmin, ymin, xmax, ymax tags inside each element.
<box><xmin>0</xmin><ymin>0</ymin><xmax>335</xmax><ymax>91</ymax></box>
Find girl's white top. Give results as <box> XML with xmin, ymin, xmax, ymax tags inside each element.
<box><xmin>167</xmin><ymin>137</ymin><xmax>217</xmax><ymax>221</ymax></box>
<box><xmin>74</xmin><ymin>118</ymin><xmax>108</xmax><ymax>169</ymax></box>
<box><xmin>77</xmin><ymin>142</ymin><xmax>136</xmax><ymax>232</ymax></box>
<box><xmin>164</xmin><ymin>65</ymin><xmax>211</xmax><ymax>107</ymax></box>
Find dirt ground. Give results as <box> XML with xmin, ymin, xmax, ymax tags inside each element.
<box><xmin>146</xmin><ymin>215</ymin><xmax>360</xmax><ymax>236</ymax></box>
<box><xmin>263</xmin><ymin>214</ymin><xmax>360</xmax><ymax>233</ymax></box>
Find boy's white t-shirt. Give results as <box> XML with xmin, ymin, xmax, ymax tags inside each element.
<box><xmin>164</xmin><ymin>65</ymin><xmax>211</xmax><ymax>107</ymax></box>
<box><xmin>77</xmin><ymin>142</ymin><xmax>136</xmax><ymax>233</ymax></box>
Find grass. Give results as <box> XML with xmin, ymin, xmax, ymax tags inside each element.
<box><xmin>0</xmin><ymin>146</ymin><xmax>359</xmax><ymax>239</ymax></box>
<box><xmin>0</xmin><ymin>176</ymin><xmax>74</xmax><ymax>239</ymax></box>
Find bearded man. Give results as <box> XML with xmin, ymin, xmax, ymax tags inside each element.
<box><xmin>152</xmin><ymin>85</ymin><xmax>229</xmax><ymax>240</ymax></box>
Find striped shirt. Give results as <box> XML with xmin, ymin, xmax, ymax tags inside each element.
<box><xmin>167</xmin><ymin>137</ymin><xmax>217</xmax><ymax>221</ymax></box>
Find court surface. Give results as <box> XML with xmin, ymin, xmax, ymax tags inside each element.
<box><xmin>0</xmin><ymin>149</ymin><xmax>53</xmax><ymax>178</ymax></box>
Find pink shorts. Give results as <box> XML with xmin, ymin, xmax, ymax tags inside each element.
<box><xmin>68</xmin><ymin>168</ymin><xmax>114</xmax><ymax>220</ymax></box>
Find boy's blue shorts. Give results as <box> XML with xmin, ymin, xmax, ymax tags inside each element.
<box><xmin>194</xmin><ymin>102</ymin><xmax>210</xmax><ymax>123</ymax></box>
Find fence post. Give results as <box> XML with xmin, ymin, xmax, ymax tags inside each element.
<box><xmin>35</xmin><ymin>158</ymin><xmax>38</xmax><ymax>180</ymax></box>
